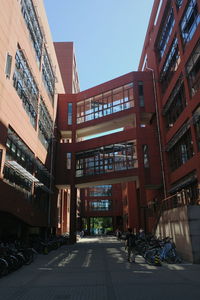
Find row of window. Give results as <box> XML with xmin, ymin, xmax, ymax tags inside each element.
<box><xmin>76</xmin><ymin>83</ymin><xmax>134</xmax><ymax>124</ymax></box>
<box><xmin>157</xmin><ymin>0</ymin><xmax>199</xmax><ymax>61</ymax></box>
<box><xmin>158</xmin><ymin>0</ymin><xmax>200</xmax><ymax>93</ymax></box>
<box><xmin>163</xmin><ymin>37</ymin><xmax>200</xmax><ymax>129</ymax></box>
<box><xmin>38</xmin><ymin>99</ymin><xmax>53</xmax><ymax>149</ymax></box>
<box><xmin>160</xmin><ymin>37</ymin><xmax>180</xmax><ymax>92</ymax></box>
<box><xmin>5</xmin><ymin>128</ymin><xmax>50</xmax><ymax>189</ymax></box>
<box><xmin>85</xmin><ymin>185</ymin><xmax>112</xmax><ymax>197</ymax></box>
<box><xmin>163</xmin><ymin>75</ymin><xmax>187</xmax><ymax>128</ymax></box>
<box><xmin>21</xmin><ymin>0</ymin><xmax>55</xmax><ymax>101</ymax></box>
<box><xmin>21</xmin><ymin>0</ymin><xmax>43</xmax><ymax>62</ymax></box>
<box><xmin>12</xmin><ymin>47</ymin><xmax>54</xmax><ymax>148</ymax></box>
<box><xmin>88</xmin><ymin>200</ymin><xmax>112</xmax><ymax>211</ymax></box>
<box><xmin>75</xmin><ymin>142</ymin><xmax>137</xmax><ymax>177</ymax></box>
<box><xmin>42</xmin><ymin>47</ymin><xmax>55</xmax><ymax>101</ymax></box>
<box><xmin>13</xmin><ymin>49</ymin><xmax>39</xmax><ymax>127</ymax></box>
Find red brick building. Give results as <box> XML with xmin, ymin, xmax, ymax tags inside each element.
<box><xmin>138</xmin><ymin>0</ymin><xmax>200</xmax><ymax>262</ymax></box>
<box><xmin>55</xmin><ymin>71</ymin><xmax>162</xmax><ymax>240</ymax></box>
<box><xmin>1</xmin><ymin>0</ymin><xmax>200</xmax><ymax>262</ymax></box>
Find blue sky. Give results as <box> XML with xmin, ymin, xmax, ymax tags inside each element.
<box><xmin>44</xmin><ymin>0</ymin><xmax>154</xmax><ymax>91</ymax></box>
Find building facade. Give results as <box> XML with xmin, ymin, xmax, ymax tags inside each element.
<box><xmin>139</xmin><ymin>0</ymin><xmax>200</xmax><ymax>262</ymax></box>
<box><xmin>0</xmin><ymin>0</ymin><xmax>64</xmax><ymax>240</ymax></box>
<box><xmin>55</xmin><ymin>71</ymin><xmax>162</xmax><ymax>240</ymax></box>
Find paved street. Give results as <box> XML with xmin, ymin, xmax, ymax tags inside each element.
<box><xmin>0</xmin><ymin>236</ymin><xmax>200</xmax><ymax>300</ymax></box>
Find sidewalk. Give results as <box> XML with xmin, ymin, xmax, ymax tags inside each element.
<box><xmin>0</xmin><ymin>236</ymin><xmax>200</xmax><ymax>300</ymax></box>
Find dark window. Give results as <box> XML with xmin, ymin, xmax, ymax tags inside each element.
<box><xmin>38</xmin><ymin>98</ymin><xmax>53</xmax><ymax>149</ymax></box>
<box><xmin>142</xmin><ymin>145</ymin><xmax>149</xmax><ymax>168</ymax></box>
<box><xmin>68</xmin><ymin>103</ymin><xmax>73</xmax><ymax>125</ymax></box>
<box><xmin>169</xmin><ymin>130</ymin><xmax>193</xmax><ymax>171</ymax></box>
<box><xmin>176</xmin><ymin>0</ymin><xmax>183</xmax><ymax>9</ymax></box>
<box><xmin>138</xmin><ymin>81</ymin><xmax>144</xmax><ymax>107</ymax></box>
<box><xmin>156</xmin><ymin>7</ymin><xmax>175</xmax><ymax>59</ymax></box>
<box><xmin>160</xmin><ymin>38</ymin><xmax>180</xmax><ymax>93</ymax></box>
<box><xmin>5</xmin><ymin>53</ymin><xmax>12</xmax><ymax>78</ymax></box>
<box><xmin>42</xmin><ymin>47</ymin><xmax>55</xmax><ymax>102</ymax></box>
<box><xmin>186</xmin><ymin>39</ymin><xmax>200</xmax><ymax>97</ymax></box>
<box><xmin>13</xmin><ymin>48</ymin><xmax>38</xmax><ymax>128</ymax></box>
<box><xmin>180</xmin><ymin>0</ymin><xmax>200</xmax><ymax>46</ymax></box>
<box><xmin>66</xmin><ymin>153</ymin><xmax>72</xmax><ymax>169</ymax></box>
<box><xmin>193</xmin><ymin>112</ymin><xmax>200</xmax><ymax>151</ymax></box>
<box><xmin>0</xmin><ymin>149</ymin><xmax>3</xmax><ymax>171</ymax></box>
<box><xmin>164</xmin><ymin>77</ymin><xmax>186</xmax><ymax>128</ymax></box>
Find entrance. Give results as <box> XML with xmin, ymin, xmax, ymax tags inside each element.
<box><xmin>89</xmin><ymin>217</ymin><xmax>113</xmax><ymax>235</ymax></box>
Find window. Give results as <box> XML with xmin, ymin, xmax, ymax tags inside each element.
<box><xmin>66</xmin><ymin>153</ymin><xmax>72</xmax><ymax>169</ymax></box>
<box><xmin>88</xmin><ymin>185</ymin><xmax>112</xmax><ymax>196</ymax></box>
<box><xmin>138</xmin><ymin>81</ymin><xmax>144</xmax><ymax>107</ymax></box>
<box><xmin>89</xmin><ymin>200</ymin><xmax>112</xmax><ymax>211</ymax></box>
<box><xmin>160</xmin><ymin>38</ymin><xmax>180</xmax><ymax>92</ymax></box>
<box><xmin>21</xmin><ymin>0</ymin><xmax>43</xmax><ymax>62</ymax></box>
<box><xmin>76</xmin><ymin>141</ymin><xmax>137</xmax><ymax>177</ymax></box>
<box><xmin>156</xmin><ymin>7</ymin><xmax>175</xmax><ymax>59</ymax></box>
<box><xmin>13</xmin><ymin>48</ymin><xmax>39</xmax><ymax>128</ymax></box>
<box><xmin>176</xmin><ymin>0</ymin><xmax>183</xmax><ymax>9</ymax></box>
<box><xmin>142</xmin><ymin>145</ymin><xmax>149</xmax><ymax>168</ymax></box>
<box><xmin>169</xmin><ymin>129</ymin><xmax>193</xmax><ymax>171</ymax></box>
<box><xmin>186</xmin><ymin>39</ymin><xmax>200</xmax><ymax>97</ymax></box>
<box><xmin>193</xmin><ymin>111</ymin><xmax>200</xmax><ymax>151</ymax></box>
<box><xmin>163</xmin><ymin>76</ymin><xmax>186</xmax><ymax>128</ymax></box>
<box><xmin>5</xmin><ymin>53</ymin><xmax>12</xmax><ymax>78</ymax></box>
<box><xmin>76</xmin><ymin>83</ymin><xmax>134</xmax><ymax>124</ymax></box>
<box><xmin>0</xmin><ymin>149</ymin><xmax>3</xmax><ymax>171</ymax></box>
<box><xmin>38</xmin><ymin>98</ymin><xmax>53</xmax><ymax>149</ymax></box>
<box><xmin>180</xmin><ymin>0</ymin><xmax>200</xmax><ymax>46</ymax></box>
<box><xmin>42</xmin><ymin>47</ymin><xmax>55</xmax><ymax>102</ymax></box>
<box><xmin>68</xmin><ymin>103</ymin><xmax>73</xmax><ymax>125</ymax></box>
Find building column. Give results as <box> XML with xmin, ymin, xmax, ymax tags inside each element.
<box><xmin>69</xmin><ymin>184</ymin><xmax>77</xmax><ymax>243</ymax></box>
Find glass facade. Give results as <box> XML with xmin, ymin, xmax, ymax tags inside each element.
<box><xmin>76</xmin><ymin>141</ymin><xmax>137</xmax><ymax>177</ymax></box>
<box><xmin>76</xmin><ymin>83</ymin><xmax>134</xmax><ymax>124</ymax></box>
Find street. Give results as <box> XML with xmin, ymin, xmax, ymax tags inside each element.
<box><xmin>0</xmin><ymin>236</ymin><xmax>200</xmax><ymax>300</ymax></box>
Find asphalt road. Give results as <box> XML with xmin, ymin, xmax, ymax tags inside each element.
<box><xmin>0</xmin><ymin>236</ymin><xmax>200</xmax><ymax>300</ymax></box>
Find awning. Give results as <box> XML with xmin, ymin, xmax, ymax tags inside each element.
<box><xmin>5</xmin><ymin>160</ymin><xmax>39</xmax><ymax>182</ymax></box>
<box><xmin>165</xmin><ymin>120</ymin><xmax>190</xmax><ymax>151</ymax></box>
<box><xmin>169</xmin><ymin>173</ymin><xmax>197</xmax><ymax>193</ymax></box>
